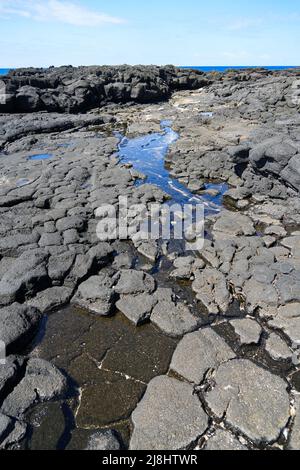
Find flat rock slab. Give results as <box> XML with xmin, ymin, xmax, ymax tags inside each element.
<box><xmin>243</xmin><ymin>278</ymin><xmax>278</xmax><ymax>314</ymax></box>
<box><xmin>115</xmin><ymin>269</ymin><xmax>156</xmax><ymax>295</ymax></box>
<box><xmin>204</xmin><ymin>428</ymin><xmax>248</xmax><ymax>450</ymax></box>
<box><xmin>72</xmin><ymin>274</ymin><xmax>115</xmax><ymax>316</ymax></box>
<box><xmin>265</xmin><ymin>333</ymin><xmax>292</xmax><ymax>361</ymax></box>
<box><xmin>66</xmin><ymin>244</ymin><xmax>113</xmax><ymax>287</ymax></box>
<box><xmin>170</xmin><ymin>328</ymin><xmax>235</xmax><ymax>384</ymax></box>
<box><xmin>205</xmin><ymin>359</ymin><xmax>290</xmax><ymax>443</ymax></box>
<box><xmin>281</xmin><ymin>236</ymin><xmax>300</xmax><ymax>255</ymax></box>
<box><xmin>268</xmin><ymin>303</ymin><xmax>300</xmax><ymax>344</ymax></box>
<box><xmin>213</xmin><ymin>211</ymin><xmax>256</xmax><ymax>238</ymax></box>
<box><xmin>1</xmin><ymin>358</ymin><xmax>67</xmax><ymax>419</ymax></box>
<box><xmin>116</xmin><ymin>293</ymin><xmax>157</xmax><ymax>326</ymax></box>
<box><xmin>130</xmin><ymin>375</ymin><xmax>208</xmax><ymax>450</ymax></box>
<box><xmin>27</xmin><ymin>286</ymin><xmax>73</xmax><ymax>313</ymax></box>
<box><xmin>0</xmin><ymin>303</ymin><xmax>42</xmax><ymax>354</ymax></box>
<box><xmin>151</xmin><ymin>300</ymin><xmax>200</xmax><ymax>338</ymax></box>
<box><xmin>230</xmin><ymin>318</ymin><xmax>262</xmax><ymax>345</ymax></box>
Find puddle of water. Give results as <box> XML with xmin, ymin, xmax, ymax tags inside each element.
<box><xmin>25</xmin><ymin>306</ymin><xmax>177</xmax><ymax>450</ymax></box>
<box><xmin>199</xmin><ymin>112</ymin><xmax>214</xmax><ymax>118</ymax></box>
<box><xmin>118</xmin><ymin>121</ymin><xmax>227</xmax><ymax>212</ymax></box>
<box><xmin>16</xmin><ymin>178</ymin><xmax>31</xmax><ymax>187</ymax></box>
<box><xmin>27</xmin><ymin>153</ymin><xmax>53</xmax><ymax>161</ymax></box>
<box><xmin>80</xmin><ymin>178</ymin><xmax>92</xmax><ymax>190</ymax></box>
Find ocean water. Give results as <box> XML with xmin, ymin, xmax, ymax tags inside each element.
<box><xmin>182</xmin><ymin>65</ymin><xmax>299</xmax><ymax>72</ymax></box>
<box><xmin>0</xmin><ymin>69</ymin><xmax>10</xmax><ymax>75</ymax></box>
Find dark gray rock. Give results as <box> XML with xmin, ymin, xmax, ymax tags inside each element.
<box><xmin>0</xmin><ymin>65</ymin><xmax>208</xmax><ymax>114</ymax></box>
<box><xmin>115</xmin><ymin>270</ymin><xmax>156</xmax><ymax>295</ymax></box>
<box><xmin>56</xmin><ymin>216</ymin><xmax>85</xmax><ymax>232</ymax></box>
<box><xmin>66</xmin><ymin>243</ymin><xmax>113</xmax><ymax>287</ymax></box>
<box><xmin>0</xmin><ymin>251</ymin><xmax>49</xmax><ymax>305</ymax></box>
<box><xmin>63</xmin><ymin>229</ymin><xmax>79</xmax><ymax>245</ymax></box>
<box><xmin>0</xmin><ymin>414</ymin><xmax>26</xmax><ymax>449</ymax></box>
<box><xmin>16</xmin><ymin>86</ymin><xmax>42</xmax><ymax>112</ymax></box>
<box><xmin>0</xmin><ymin>233</ymin><xmax>40</xmax><ymax>255</ymax></box>
<box><xmin>130</xmin><ymin>375</ymin><xmax>208</xmax><ymax>450</ymax></box>
<box><xmin>27</xmin><ymin>286</ymin><xmax>73</xmax><ymax>313</ymax></box>
<box><xmin>39</xmin><ymin>232</ymin><xmax>62</xmax><ymax>247</ymax></box>
<box><xmin>249</xmin><ymin>138</ymin><xmax>300</xmax><ymax>191</ymax></box>
<box><xmin>0</xmin><ymin>303</ymin><xmax>42</xmax><ymax>354</ymax></box>
<box><xmin>0</xmin><ymin>413</ymin><xmax>12</xmax><ymax>442</ymax></box>
<box><xmin>151</xmin><ymin>300</ymin><xmax>200</xmax><ymax>338</ymax></box>
<box><xmin>48</xmin><ymin>251</ymin><xmax>75</xmax><ymax>282</ymax></box>
<box><xmin>170</xmin><ymin>328</ymin><xmax>235</xmax><ymax>384</ymax></box>
<box><xmin>116</xmin><ymin>293</ymin><xmax>157</xmax><ymax>326</ymax></box>
<box><xmin>205</xmin><ymin>359</ymin><xmax>290</xmax><ymax>443</ymax></box>
<box><xmin>0</xmin><ymin>356</ymin><xmax>24</xmax><ymax>401</ymax></box>
<box><xmin>1</xmin><ymin>358</ymin><xmax>67</xmax><ymax>418</ymax></box>
<box><xmin>72</xmin><ymin>274</ymin><xmax>115</xmax><ymax>315</ymax></box>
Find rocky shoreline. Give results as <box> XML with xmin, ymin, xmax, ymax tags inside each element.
<box><xmin>0</xmin><ymin>65</ymin><xmax>209</xmax><ymax>113</ymax></box>
<box><xmin>1</xmin><ymin>65</ymin><xmax>300</xmax><ymax>450</ymax></box>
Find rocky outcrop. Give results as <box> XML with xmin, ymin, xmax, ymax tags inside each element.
<box><xmin>1</xmin><ymin>67</ymin><xmax>300</xmax><ymax>450</ymax></box>
<box><xmin>0</xmin><ymin>65</ymin><xmax>209</xmax><ymax>113</ymax></box>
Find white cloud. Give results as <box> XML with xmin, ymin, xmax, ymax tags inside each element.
<box><xmin>0</xmin><ymin>0</ymin><xmax>125</xmax><ymax>26</ymax></box>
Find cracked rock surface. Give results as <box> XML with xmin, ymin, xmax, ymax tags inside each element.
<box><xmin>130</xmin><ymin>375</ymin><xmax>208</xmax><ymax>450</ymax></box>
<box><xmin>204</xmin><ymin>359</ymin><xmax>290</xmax><ymax>443</ymax></box>
<box><xmin>1</xmin><ymin>66</ymin><xmax>300</xmax><ymax>450</ymax></box>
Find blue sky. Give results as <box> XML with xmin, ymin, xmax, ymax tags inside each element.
<box><xmin>0</xmin><ymin>0</ymin><xmax>299</xmax><ymax>67</ymax></box>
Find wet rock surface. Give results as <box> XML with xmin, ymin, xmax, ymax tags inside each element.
<box><xmin>0</xmin><ymin>66</ymin><xmax>300</xmax><ymax>450</ymax></box>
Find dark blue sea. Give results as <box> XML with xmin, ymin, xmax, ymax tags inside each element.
<box><xmin>0</xmin><ymin>69</ymin><xmax>10</xmax><ymax>75</ymax></box>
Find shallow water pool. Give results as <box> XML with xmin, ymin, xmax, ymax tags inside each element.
<box><xmin>118</xmin><ymin>121</ymin><xmax>227</xmax><ymax>212</ymax></box>
<box><xmin>27</xmin><ymin>153</ymin><xmax>53</xmax><ymax>161</ymax></box>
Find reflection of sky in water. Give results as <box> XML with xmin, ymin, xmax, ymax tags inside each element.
<box><xmin>27</xmin><ymin>153</ymin><xmax>53</xmax><ymax>161</ymax></box>
<box><xmin>118</xmin><ymin>121</ymin><xmax>227</xmax><ymax>213</ymax></box>
<box><xmin>17</xmin><ymin>178</ymin><xmax>31</xmax><ymax>187</ymax></box>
